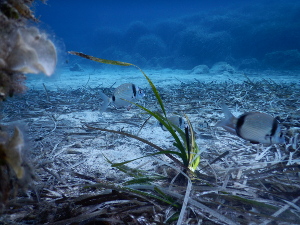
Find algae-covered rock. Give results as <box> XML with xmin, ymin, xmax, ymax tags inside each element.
<box><xmin>5</xmin><ymin>27</ymin><xmax>57</xmax><ymax>76</ymax></box>
<box><xmin>209</xmin><ymin>61</ymin><xmax>235</xmax><ymax>74</ymax></box>
<box><xmin>189</xmin><ymin>65</ymin><xmax>210</xmax><ymax>74</ymax></box>
<box><xmin>0</xmin><ymin>0</ymin><xmax>56</xmax><ymax>100</ymax></box>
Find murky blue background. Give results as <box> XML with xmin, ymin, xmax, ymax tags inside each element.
<box><xmin>36</xmin><ymin>0</ymin><xmax>300</xmax><ymax>70</ymax></box>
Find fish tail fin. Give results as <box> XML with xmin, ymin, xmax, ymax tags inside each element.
<box><xmin>99</xmin><ymin>92</ymin><xmax>110</xmax><ymax>112</ymax></box>
<box><xmin>215</xmin><ymin>104</ymin><xmax>236</xmax><ymax>134</ymax></box>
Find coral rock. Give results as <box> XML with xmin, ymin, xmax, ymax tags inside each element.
<box><xmin>210</xmin><ymin>62</ymin><xmax>235</xmax><ymax>74</ymax></box>
<box><xmin>189</xmin><ymin>65</ymin><xmax>210</xmax><ymax>74</ymax></box>
<box><xmin>6</xmin><ymin>27</ymin><xmax>57</xmax><ymax>76</ymax></box>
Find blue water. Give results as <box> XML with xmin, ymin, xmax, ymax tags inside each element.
<box><xmin>36</xmin><ymin>0</ymin><xmax>300</xmax><ymax>70</ymax></box>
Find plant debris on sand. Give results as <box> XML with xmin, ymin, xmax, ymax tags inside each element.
<box><xmin>0</xmin><ymin>75</ymin><xmax>300</xmax><ymax>224</ymax></box>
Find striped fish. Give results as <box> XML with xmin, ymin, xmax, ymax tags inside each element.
<box><xmin>159</xmin><ymin>115</ymin><xmax>185</xmax><ymax>131</ymax></box>
<box><xmin>216</xmin><ymin>104</ymin><xmax>285</xmax><ymax>144</ymax></box>
<box><xmin>100</xmin><ymin>83</ymin><xmax>145</xmax><ymax>112</ymax></box>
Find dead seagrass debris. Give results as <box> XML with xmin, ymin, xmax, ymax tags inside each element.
<box><xmin>0</xmin><ymin>68</ymin><xmax>299</xmax><ymax>224</ymax></box>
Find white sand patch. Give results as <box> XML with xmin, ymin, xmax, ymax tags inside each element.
<box><xmin>18</xmin><ymin>66</ymin><xmax>300</xmax><ymax>185</ymax></box>
<box><xmin>58</xmin><ymin>111</ymin><xmax>101</xmax><ymax>126</ymax></box>
<box><xmin>25</xmin><ymin>67</ymin><xmax>300</xmax><ymax>91</ymax></box>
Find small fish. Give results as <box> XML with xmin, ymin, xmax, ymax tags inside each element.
<box><xmin>100</xmin><ymin>83</ymin><xmax>145</xmax><ymax>112</ymax></box>
<box><xmin>216</xmin><ymin>104</ymin><xmax>284</xmax><ymax>144</ymax></box>
<box><xmin>159</xmin><ymin>116</ymin><xmax>185</xmax><ymax>131</ymax></box>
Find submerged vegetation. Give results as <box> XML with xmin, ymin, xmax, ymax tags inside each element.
<box><xmin>69</xmin><ymin>51</ymin><xmax>201</xmax><ymax>175</ymax></box>
<box><xmin>0</xmin><ymin>1</ymin><xmax>299</xmax><ymax>224</ymax></box>
<box><xmin>0</xmin><ymin>0</ymin><xmax>55</xmax><ymax>214</ymax></box>
<box><xmin>85</xmin><ymin>1</ymin><xmax>300</xmax><ymax>70</ymax></box>
<box><xmin>1</xmin><ymin>53</ymin><xmax>299</xmax><ymax>223</ymax></box>
<box><xmin>0</xmin><ymin>0</ymin><xmax>56</xmax><ymax>101</ymax></box>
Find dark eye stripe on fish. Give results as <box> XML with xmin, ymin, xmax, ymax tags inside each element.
<box><xmin>132</xmin><ymin>84</ymin><xmax>136</xmax><ymax>97</ymax></box>
<box><xmin>179</xmin><ymin>117</ymin><xmax>183</xmax><ymax>126</ymax></box>
<box><xmin>235</xmin><ymin>113</ymin><xmax>247</xmax><ymax>138</ymax></box>
<box><xmin>112</xmin><ymin>95</ymin><xmax>115</xmax><ymax>102</ymax></box>
<box><xmin>270</xmin><ymin>118</ymin><xmax>278</xmax><ymax>137</ymax></box>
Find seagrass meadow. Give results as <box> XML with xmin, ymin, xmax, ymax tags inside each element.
<box><xmin>1</xmin><ymin>0</ymin><xmax>300</xmax><ymax>224</ymax></box>
<box><xmin>0</xmin><ymin>71</ymin><xmax>299</xmax><ymax>224</ymax></box>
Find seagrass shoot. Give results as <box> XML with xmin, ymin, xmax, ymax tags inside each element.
<box><xmin>68</xmin><ymin>51</ymin><xmax>201</xmax><ymax>174</ymax></box>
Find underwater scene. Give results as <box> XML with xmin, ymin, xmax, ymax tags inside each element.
<box><xmin>0</xmin><ymin>0</ymin><xmax>300</xmax><ymax>224</ymax></box>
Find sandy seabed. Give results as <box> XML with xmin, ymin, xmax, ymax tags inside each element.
<box><xmin>22</xmin><ymin>66</ymin><xmax>299</xmax><ymax>179</ymax></box>
<box><xmin>1</xmin><ymin>66</ymin><xmax>300</xmax><ymax>224</ymax></box>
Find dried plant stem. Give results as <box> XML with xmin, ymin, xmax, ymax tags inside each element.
<box><xmin>83</xmin><ymin>73</ymin><xmax>91</xmax><ymax>87</ymax></box>
<box><xmin>43</xmin><ymin>83</ymin><xmax>50</xmax><ymax>102</ymax></box>
<box><xmin>177</xmin><ymin>178</ymin><xmax>192</xmax><ymax>225</ymax></box>
<box><xmin>129</xmin><ymin>184</ymin><xmax>238</xmax><ymax>225</ymax></box>
<box><xmin>261</xmin><ymin>196</ymin><xmax>300</xmax><ymax>225</ymax></box>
